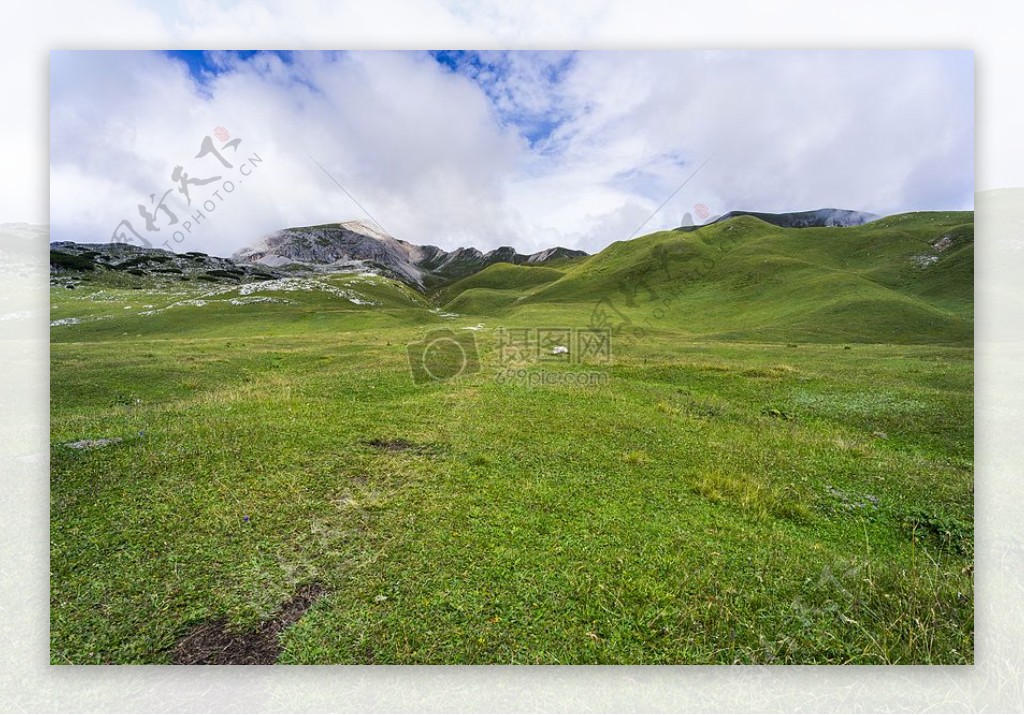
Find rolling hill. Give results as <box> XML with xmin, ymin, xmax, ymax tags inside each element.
<box><xmin>50</xmin><ymin>209</ymin><xmax>972</xmax><ymax>346</ymax></box>
<box><xmin>438</xmin><ymin>210</ymin><xmax>973</xmax><ymax>345</ymax></box>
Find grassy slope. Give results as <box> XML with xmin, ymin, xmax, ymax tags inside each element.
<box><xmin>50</xmin><ymin>273</ymin><xmax>437</xmax><ymax>340</ymax></box>
<box><xmin>50</xmin><ymin>212</ymin><xmax>974</xmax><ymax>664</ymax></box>
<box><xmin>438</xmin><ymin>263</ymin><xmax>565</xmax><ymax>316</ymax></box>
<box><xmin>444</xmin><ymin>212</ymin><xmax>973</xmax><ymax>345</ymax></box>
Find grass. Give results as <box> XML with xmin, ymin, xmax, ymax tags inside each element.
<box><xmin>436</xmin><ymin>263</ymin><xmax>564</xmax><ymax>303</ymax></box>
<box><xmin>49</xmin><ymin>212</ymin><xmax>973</xmax><ymax>664</ymax></box>
<box><xmin>467</xmin><ymin>211</ymin><xmax>974</xmax><ymax>346</ymax></box>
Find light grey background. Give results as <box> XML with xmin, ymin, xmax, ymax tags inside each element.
<box><xmin>2</xmin><ymin>1</ymin><xmax>1020</xmax><ymax>711</ymax></box>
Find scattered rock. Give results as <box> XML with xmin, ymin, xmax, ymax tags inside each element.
<box><xmin>933</xmin><ymin>234</ymin><xmax>953</xmax><ymax>252</ymax></box>
<box><xmin>61</xmin><ymin>437</ymin><xmax>123</xmax><ymax>450</ymax></box>
<box><xmin>825</xmin><ymin>485</ymin><xmax>880</xmax><ymax>511</ymax></box>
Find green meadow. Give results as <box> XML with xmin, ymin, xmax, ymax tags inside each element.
<box><xmin>50</xmin><ymin>212</ymin><xmax>973</xmax><ymax>664</ymax></box>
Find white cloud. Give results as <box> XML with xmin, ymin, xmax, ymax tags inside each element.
<box><xmin>49</xmin><ymin>49</ymin><xmax>973</xmax><ymax>256</ymax></box>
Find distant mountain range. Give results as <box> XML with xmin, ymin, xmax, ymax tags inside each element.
<box><xmin>682</xmin><ymin>208</ymin><xmax>878</xmax><ymax>231</ymax></box>
<box><xmin>49</xmin><ymin>220</ymin><xmax>587</xmax><ymax>293</ymax></box>
<box><xmin>232</xmin><ymin>221</ymin><xmax>587</xmax><ymax>290</ymax></box>
<box><xmin>49</xmin><ymin>209</ymin><xmax>887</xmax><ymax>294</ymax></box>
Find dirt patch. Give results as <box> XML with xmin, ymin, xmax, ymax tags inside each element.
<box><xmin>172</xmin><ymin>582</ymin><xmax>325</xmax><ymax>665</ymax></box>
<box><xmin>365</xmin><ymin>438</ymin><xmax>418</xmax><ymax>452</ymax></box>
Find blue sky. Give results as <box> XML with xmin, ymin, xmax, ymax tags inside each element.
<box><xmin>429</xmin><ymin>50</ymin><xmax>576</xmax><ymax>146</ymax></box>
<box><xmin>50</xmin><ymin>50</ymin><xmax>974</xmax><ymax>255</ymax></box>
<box><xmin>165</xmin><ymin>49</ymin><xmax>224</xmax><ymax>82</ymax></box>
<box><xmin>165</xmin><ymin>50</ymin><xmax>578</xmax><ymax>147</ymax></box>
<box><xmin>166</xmin><ymin>49</ymin><xmax>292</xmax><ymax>80</ymax></box>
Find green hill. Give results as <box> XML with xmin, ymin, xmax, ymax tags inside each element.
<box><xmin>49</xmin><ymin>272</ymin><xmax>437</xmax><ymax>342</ymax></box>
<box><xmin>505</xmin><ymin>211</ymin><xmax>972</xmax><ymax>344</ymax></box>
<box><xmin>438</xmin><ymin>262</ymin><xmax>565</xmax><ymax>314</ymax></box>
<box><xmin>51</xmin><ymin>211</ymin><xmax>973</xmax><ymax>346</ymax></box>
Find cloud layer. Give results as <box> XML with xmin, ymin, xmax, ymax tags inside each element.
<box><xmin>50</xmin><ymin>50</ymin><xmax>973</xmax><ymax>255</ymax></box>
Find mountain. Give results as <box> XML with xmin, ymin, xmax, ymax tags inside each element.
<box><xmin>682</xmin><ymin>208</ymin><xmax>879</xmax><ymax>231</ymax></box>
<box><xmin>49</xmin><ymin>241</ymin><xmax>283</xmax><ymax>288</ymax></box>
<box><xmin>232</xmin><ymin>220</ymin><xmax>587</xmax><ymax>290</ymax></box>
<box><xmin>48</xmin><ymin>210</ymin><xmax>973</xmax><ymax>346</ymax></box>
<box><xmin>444</xmin><ymin>210</ymin><xmax>973</xmax><ymax>345</ymax></box>
<box><xmin>48</xmin><ymin>221</ymin><xmax>588</xmax><ymax>292</ymax></box>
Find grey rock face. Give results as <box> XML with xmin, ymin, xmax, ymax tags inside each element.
<box><xmin>49</xmin><ymin>220</ymin><xmax>591</xmax><ymax>292</ymax></box>
<box><xmin>233</xmin><ymin>221</ymin><xmax>588</xmax><ymax>290</ymax></box>
<box><xmin>681</xmin><ymin>208</ymin><xmax>879</xmax><ymax>231</ymax></box>
<box><xmin>49</xmin><ymin>241</ymin><xmax>283</xmax><ymax>286</ymax></box>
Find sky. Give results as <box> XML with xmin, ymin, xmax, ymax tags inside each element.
<box><xmin>49</xmin><ymin>49</ymin><xmax>974</xmax><ymax>256</ymax></box>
